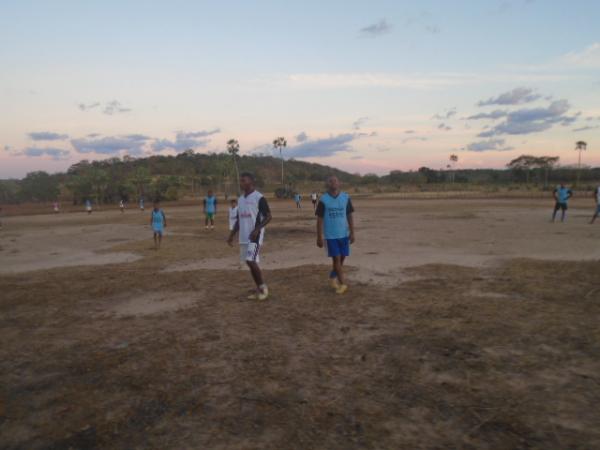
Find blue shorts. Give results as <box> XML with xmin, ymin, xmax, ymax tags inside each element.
<box><xmin>152</xmin><ymin>226</ymin><xmax>163</xmax><ymax>236</ymax></box>
<box><xmin>326</xmin><ymin>237</ymin><xmax>350</xmax><ymax>258</ymax></box>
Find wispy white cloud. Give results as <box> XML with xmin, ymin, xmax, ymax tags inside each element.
<box><xmin>466</xmin><ymin>138</ymin><xmax>513</xmax><ymax>152</ymax></box>
<box><xmin>562</xmin><ymin>43</ymin><xmax>600</xmax><ymax>69</ymax></box>
<box><xmin>352</xmin><ymin>116</ymin><xmax>369</xmax><ymax>130</ymax></box>
<box><xmin>359</xmin><ymin>19</ymin><xmax>392</xmax><ymax>38</ymax></box>
<box><xmin>477</xmin><ymin>87</ymin><xmax>541</xmax><ymax>106</ymax></box>
<box><xmin>20</xmin><ymin>147</ymin><xmax>71</xmax><ymax>160</ymax></box>
<box><xmin>28</xmin><ymin>131</ymin><xmax>69</xmax><ymax>141</ymax></box>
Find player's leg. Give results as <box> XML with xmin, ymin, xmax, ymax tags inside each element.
<box><xmin>551</xmin><ymin>203</ymin><xmax>559</xmax><ymax>222</ymax></box>
<box><xmin>591</xmin><ymin>206</ymin><xmax>599</xmax><ymax>224</ymax></box>
<box><xmin>157</xmin><ymin>231</ymin><xmax>162</xmax><ymax>249</ymax></box>
<box><xmin>153</xmin><ymin>231</ymin><xmax>158</xmax><ymax>249</ymax></box>
<box><xmin>333</xmin><ymin>256</ymin><xmax>345</xmax><ymax>286</ymax></box>
<box><xmin>561</xmin><ymin>204</ymin><xmax>567</xmax><ymax>222</ymax></box>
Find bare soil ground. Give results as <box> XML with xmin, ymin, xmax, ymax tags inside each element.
<box><xmin>1</xmin><ymin>198</ymin><xmax>599</xmax><ymax>449</ymax></box>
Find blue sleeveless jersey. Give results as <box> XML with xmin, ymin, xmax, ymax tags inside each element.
<box><xmin>205</xmin><ymin>196</ymin><xmax>216</xmax><ymax>213</ymax></box>
<box><xmin>152</xmin><ymin>209</ymin><xmax>164</xmax><ymax>230</ymax></box>
<box><xmin>320</xmin><ymin>192</ymin><xmax>350</xmax><ymax>239</ymax></box>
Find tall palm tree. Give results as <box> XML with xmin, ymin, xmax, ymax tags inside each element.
<box><xmin>227</xmin><ymin>139</ymin><xmax>241</xmax><ymax>195</ymax></box>
<box><xmin>273</xmin><ymin>137</ymin><xmax>287</xmax><ymax>186</ymax></box>
<box><xmin>449</xmin><ymin>154</ymin><xmax>458</xmax><ymax>183</ymax></box>
<box><xmin>575</xmin><ymin>141</ymin><xmax>587</xmax><ymax>186</ymax></box>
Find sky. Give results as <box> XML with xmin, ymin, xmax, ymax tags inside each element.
<box><xmin>1</xmin><ymin>0</ymin><xmax>599</xmax><ymax>178</ymax></box>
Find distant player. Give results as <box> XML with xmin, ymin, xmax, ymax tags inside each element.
<box><xmin>53</xmin><ymin>201</ymin><xmax>59</xmax><ymax>213</ymax></box>
<box><xmin>294</xmin><ymin>192</ymin><xmax>302</xmax><ymax>209</ymax></box>
<box><xmin>139</xmin><ymin>197</ymin><xmax>145</xmax><ymax>211</ymax></box>
<box><xmin>228</xmin><ymin>198</ymin><xmax>238</xmax><ymax>231</ymax></box>
<box><xmin>150</xmin><ymin>200</ymin><xmax>167</xmax><ymax>250</ymax></box>
<box><xmin>590</xmin><ymin>185</ymin><xmax>600</xmax><ymax>224</ymax></box>
<box><xmin>227</xmin><ymin>172</ymin><xmax>272</xmax><ymax>301</ymax></box>
<box><xmin>85</xmin><ymin>199</ymin><xmax>92</xmax><ymax>214</ymax></box>
<box><xmin>316</xmin><ymin>175</ymin><xmax>355</xmax><ymax>295</ymax></box>
<box><xmin>311</xmin><ymin>192</ymin><xmax>318</xmax><ymax>211</ymax></box>
<box><xmin>552</xmin><ymin>183</ymin><xmax>572</xmax><ymax>223</ymax></box>
<box><xmin>119</xmin><ymin>199</ymin><xmax>125</xmax><ymax>213</ymax></box>
<box><xmin>204</xmin><ymin>190</ymin><xmax>217</xmax><ymax>230</ymax></box>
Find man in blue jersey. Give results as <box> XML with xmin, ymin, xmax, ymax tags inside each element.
<box><xmin>203</xmin><ymin>190</ymin><xmax>217</xmax><ymax>230</ymax></box>
<box><xmin>294</xmin><ymin>192</ymin><xmax>302</xmax><ymax>209</ymax></box>
<box><xmin>150</xmin><ymin>200</ymin><xmax>167</xmax><ymax>250</ymax></box>
<box><xmin>316</xmin><ymin>175</ymin><xmax>355</xmax><ymax>295</ymax></box>
<box><xmin>552</xmin><ymin>183</ymin><xmax>573</xmax><ymax>223</ymax></box>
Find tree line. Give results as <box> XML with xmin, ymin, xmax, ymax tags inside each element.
<box><xmin>1</xmin><ymin>152</ymin><xmax>599</xmax><ymax>204</ymax></box>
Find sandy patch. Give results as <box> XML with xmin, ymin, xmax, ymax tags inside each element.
<box><xmin>97</xmin><ymin>291</ymin><xmax>201</xmax><ymax>317</ymax></box>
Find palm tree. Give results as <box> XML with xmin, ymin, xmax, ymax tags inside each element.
<box><xmin>273</xmin><ymin>137</ymin><xmax>287</xmax><ymax>186</ymax></box>
<box><xmin>575</xmin><ymin>141</ymin><xmax>587</xmax><ymax>186</ymax></box>
<box><xmin>227</xmin><ymin>139</ymin><xmax>241</xmax><ymax>195</ymax></box>
<box><xmin>449</xmin><ymin>154</ymin><xmax>458</xmax><ymax>183</ymax></box>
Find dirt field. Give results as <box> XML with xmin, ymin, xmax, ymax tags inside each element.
<box><xmin>1</xmin><ymin>197</ymin><xmax>600</xmax><ymax>449</ymax></box>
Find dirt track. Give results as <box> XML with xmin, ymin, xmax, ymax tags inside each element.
<box><xmin>1</xmin><ymin>198</ymin><xmax>600</xmax><ymax>449</ymax></box>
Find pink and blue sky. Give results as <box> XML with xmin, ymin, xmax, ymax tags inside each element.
<box><xmin>1</xmin><ymin>0</ymin><xmax>599</xmax><ymax>178</ymax></box>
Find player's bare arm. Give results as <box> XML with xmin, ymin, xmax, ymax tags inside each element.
<box><xmin>316</xmin><ymin>216</ymin><xmax>324</xmax><ymax>248</ymax></box>
<box><xmin>348</xmin><ymin>213</ymin><xmax>355</xmax><ymax>244</ymax></box>
<box><xmin>227</xmin><ymin>219</ymin><xmax>239</xmax><ymax>246</ymax></box>
<box><xmin>249</xmin><ymin>211</ymin><xmax>271</xmax><ymax>241</ymax></box>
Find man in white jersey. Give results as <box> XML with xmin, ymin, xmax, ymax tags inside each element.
<box><xmin>590</xmin><ymin>186</ymin><xmax>600</xmax><ymax>224</ymax></box>
<box><xmin>227</xmin><ymin>172</ymin><xmax>272</xmax><ymax>300</ymax></box>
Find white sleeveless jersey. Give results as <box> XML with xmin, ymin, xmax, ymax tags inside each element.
<box><xmin>237</xmin><ymin>190</ymin><xmax>268</xmax><ymax>245</ymax></box>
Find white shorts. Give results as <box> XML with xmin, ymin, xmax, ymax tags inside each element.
<box><xmin>240</xmin><ymin>243</ymin><xmax>260</xmax><ymax>263</ymax></box>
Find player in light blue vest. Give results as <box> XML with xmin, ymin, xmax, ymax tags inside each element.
<box><xmin>150</xmin><ymin>200</ymin><xmax>167</xmax><ymax>250</ymax></box>
<box><xmin>552</xmin><ymin>183</ymin><xmax>572</xmax><ymax>223</ymax></box>
<box><xmin>294</xmin><ymin>193</ymin><xmax>302</xmax><ymax>209</ymax></box>
<box><xmin>203</xmin><ymin>190</ymin><xmax>218</xmax><ymax>230</ymax></box>
<box><xmin>316</xmin><ymin>175</ymin><xmax>355</xmax><ymax>295</ymax></box>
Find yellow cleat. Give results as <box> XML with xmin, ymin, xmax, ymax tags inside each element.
<box><xmin>330</xmin><ymin>277</ymin><xmax>340</xmax><ymax>289</ymax></box>
<box><xmin>336</xmin><ymin>284</ymin><xmax>348</xmax><ymax>295</ymax></box>
<box><xmin>257</xmin><ymin>290</ymin><xmax>269</xmax><ymax>301</ymax></box>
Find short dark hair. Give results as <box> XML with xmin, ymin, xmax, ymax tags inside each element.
<box><xmin>240</xmin><ymin>172</ymin><xmax>255</xmax><ymax>182</ymax></box>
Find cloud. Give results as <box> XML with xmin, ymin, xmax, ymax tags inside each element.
<box><xmin>404</xmin><ymin>130</ymin><xmax>416</xmax><ymax>134</ymax></box>
<box><xmin>477</xmin><ymin>87</ymin><xmax>541</xmax><ymax>106</ymax></box>
<box><xmin>78</xmin><ymin>102</ymin><xmax>100</xmax><ymax>111</ymax></box>
<box><xmin>477</xmin><ymin>99</ymin><xmax>576</xmax><ymax>137</ymax></box>
<box><xmin>20</xmin><ymin>147</ymin><xmax>70</xmax><ymax>160</ymax></box>
<box><xmin>359</xmin><ymin>19</ymin><xmax>392</xmax><ymax>37</ymax></box>
<box><xmin>573</xmin><ymin>125</ymin><xmax>600</xmax><ymax>132</ymax></box>
<box><xmin>103</xmin><ymin>100</ymin><xmax>131</xmax><ymax>115</ymax></box>
<box><xmin>466</xmin><ymin>138</ymin><xmax>514</xmax><ymax>152</ymax></box>
<box><xmin>402</xmin><ymin>136</ymin><xmax>428</xmax><ymax>144</ymax></box>
<box><xmin>285</xmin><ymin>133</ymin><xmax>359</xmax><ymax>158</ymax></box>
<box><xmin>352</xmin><ymin>116</ymin><xmax>369</xmax><ymax>130</ymax></box>
<box><xmin>152</xmin><ymin>129</ymin><xmax>220</xmax><ymax>152</ymax></box>
<box><xmin>562</xmin><ymin>42</ymin><xmax>600</xmax><ymax>68</ymax></box>
<box><xmin>438</xmin><ymin>123</ymin><xmax>452</xmax><ymax>131</ymax></box>
<box><xmin>432</xmin><ymin>107</ymin><xmax>457</xmax><ymax>120</ymax></box>
<box><xmin>350</xmin><ymin>155</ymin><xmax>364</xmax><ymax>160</ymax></box>
<box><xmin>466</xmin><ymin>110</ymin><xmax>508</xmax><ymax>120</ymax></box>
<box><xmin>403</xmin><ymin>11</ymin><xmax>441</xmax><ymax>34</ymax></box>
<box><xmin>295</xmin><ymin>131</ymin><xmax>308</xmax><ymax>142</ymax></box>
<box><xmin>71</xmin><ymin>134</ymin><xmax>150</xmax><ymax>155</ymax></box>
<box><xmin>28</xmin><ymin>131</ymin><xmax>69</xmax><ymax>141</ymax></box>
